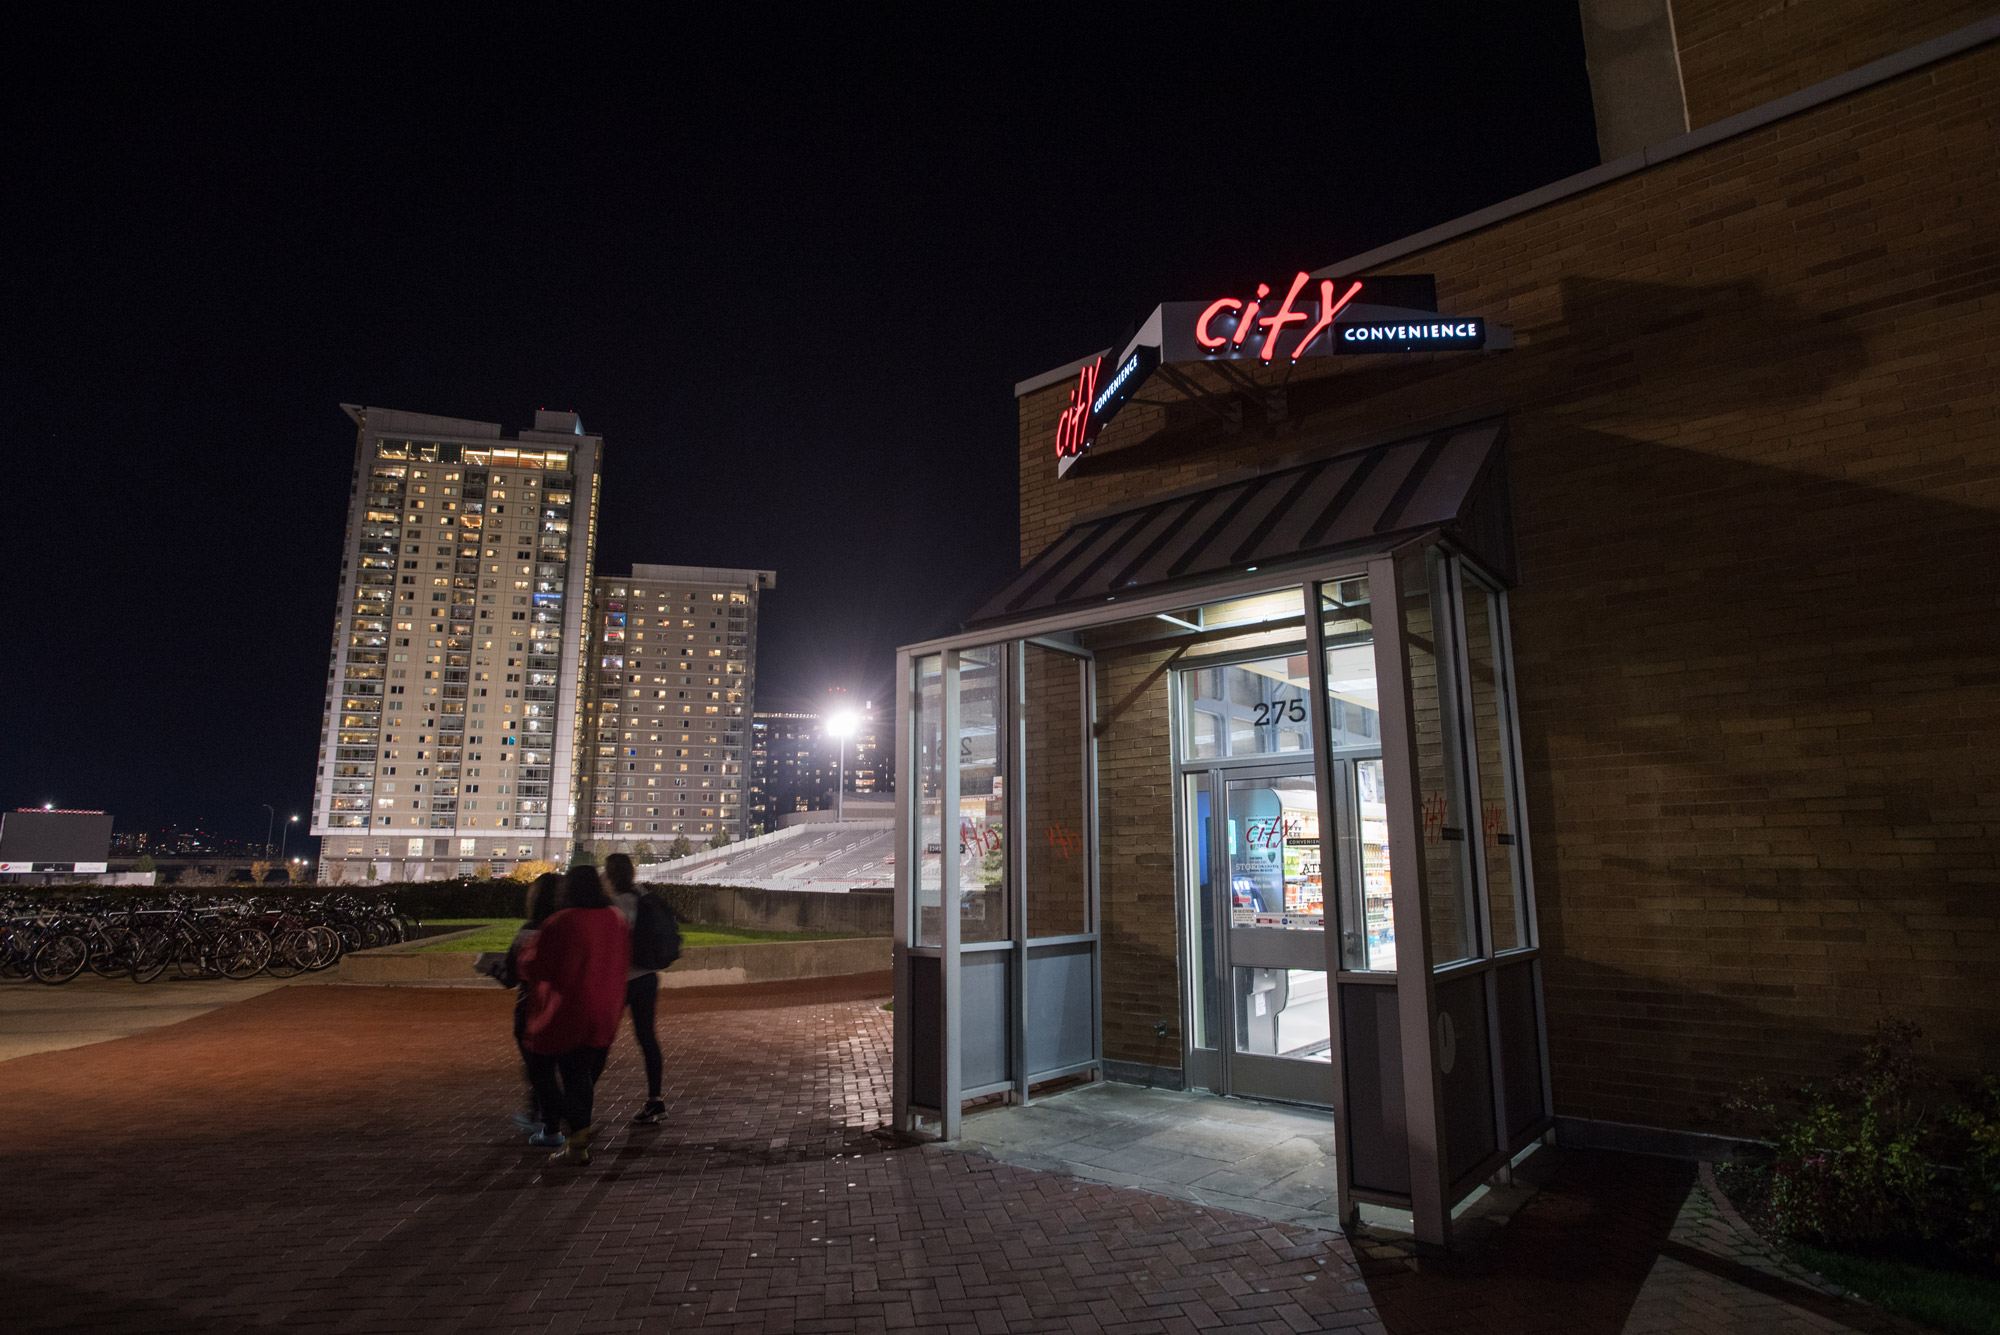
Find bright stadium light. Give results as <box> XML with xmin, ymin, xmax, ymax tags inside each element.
<box><xmin>826</xmin><ymin>711</ymin><xmax>858</xmax><ymax>821</ymax></box>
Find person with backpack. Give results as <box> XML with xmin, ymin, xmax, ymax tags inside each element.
<box><xmin>517</xmin><ymin>864</ymin><xmax>630</xmax><ymax>1166</ymax></box>
<box><xmin>603</xmin><ymin>852</ymin><xmax>679</xmax><ymax>1125</ymax></box>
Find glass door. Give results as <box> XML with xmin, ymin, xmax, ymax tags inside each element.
<box><xmin>1185</xmin><ymin>763</ymin><xmax>1336</xmax><ymax>1105</ymax></box>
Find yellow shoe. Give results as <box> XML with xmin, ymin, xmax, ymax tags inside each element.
<box><xmin>549</xmin><ymin>1124</ymin><xmax>597</xmax><ymax>1166</ymax></box>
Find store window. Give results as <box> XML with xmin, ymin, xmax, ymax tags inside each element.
<box><xmin>1319</xmin><ymin>581</ymin><xmax>1394</xmax><ymax>972</ymax></box>
<box><xmin>956</xmin><ymin>647</ymin><xmax>1005</xmax><ymax>943</ymax></box>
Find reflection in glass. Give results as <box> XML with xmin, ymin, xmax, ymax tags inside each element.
<box><xmin>1399</xmin><ymin>549</ymin><xmax>1477</xmax><ymax>966</ymax></box>
<box><xmin>1225</xmin><ymin>773</ymin><xmax>1322</xmax><ymax>931</ymax></box>
<box><xmin>1023</xmin><ymin>644</ymin><xmax>1089</xmax><ymax>938</ymax></box>
<box><xmin>1183</xmin><ymin>654</ymin><xmax>1313</xmax><ymax>759</ymax></box>
<box><xmin>916</xmin><ymin>654</ymin><xmax>943</xmax><ymax>946</ymax></box>
<box><xmin>1234</xmin><ymin>968</ymin><xmax>1331</xmax><ymax>1062</ymax></box>
<box><xmin>1187</xmin><ymin>773</ymin><xmax>1218</xmax><ymax>1049</ymax></box>
<box><xmin>1461</xmin><ymin>583</ymin><xmax>1527</xmax><ymax>952</ymax></box>
<box><xmin>1352</xmin><ymin>758</ymin><xmax>1396</xmax><ymax>970</ymax></box>
<box><xmin>1317</xmin><ymin>580</ymin><xmax>1395</xmax><ymax>973</ymax></box>
<box><xmin>956</xmin><ymin>646</ymin><xmax>1006</xmax><ymax>943</ymax></box>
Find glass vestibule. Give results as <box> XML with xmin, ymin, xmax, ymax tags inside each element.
<box><xmin>896</xmin><ymin>639</ymin><xmax>1100</xmax><ymax>1139</ymax></box>
<box><xmin>894</xmin><ymin>539</ymin><xmax>1549</xmax><ymax>1249</ymax></box>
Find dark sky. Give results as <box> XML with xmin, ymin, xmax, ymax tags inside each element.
<box><xmin>4</xmin><ymin>9</ymin><xmax>1598</xmax><ymax>845</ymax></box>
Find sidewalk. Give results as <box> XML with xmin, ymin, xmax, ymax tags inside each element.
<box><xmin>0</xmin><ymin>978</ymin><xmax>1915</xmax><ymax>1333</ymax></box>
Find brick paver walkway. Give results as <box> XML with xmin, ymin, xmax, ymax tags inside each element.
<box><xmin>0</xmin><ymin>979</ymin><xmax>1911</xmax><ymax>1333</ymax></box>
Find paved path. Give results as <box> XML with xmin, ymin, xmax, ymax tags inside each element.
<box><xmin>0</xmin><ymin>972</ymin><xmax>299</xmax><ymax>1061</ymax></box>
<box><xmin>0</xmin><ymin>975</ymin><xmax>1910</xmax><ymax>1333</ymax></box>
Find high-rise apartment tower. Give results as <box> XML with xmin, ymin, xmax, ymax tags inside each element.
<box><xmin>580</xmin><ymin>564</ymin><xmax>775</xmax><ymax>853</ymax></box>
<box><xmin>312</xmin><ymin>405</ymin><xmax>602</xmax><ymax>882</ymax></box>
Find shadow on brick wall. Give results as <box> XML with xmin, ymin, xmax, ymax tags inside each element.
<box><xmin>1514</xmin><ymin>425</ymin><xmax>2000</xmax><ymax>1126</ymax></box>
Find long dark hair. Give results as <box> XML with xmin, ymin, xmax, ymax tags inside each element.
<box><xmin>525</xmin><ymin>872</ymin><xmax>564</xmax><ymax>927</ymax></box>
<box><xmin>603</xmin><ymin>852</ymin><xmax>635</xmax><ymax>896</ymax></box>
<box><xmin>563</xmin><ymin>863</ymin><xmax>610</xmax><ymax>910</ymax></box>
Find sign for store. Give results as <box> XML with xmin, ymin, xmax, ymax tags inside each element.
<box><xmin>1055</xmin><ymin>270</ymin><xmax>1508</xmax><ymax>473</ymax></box>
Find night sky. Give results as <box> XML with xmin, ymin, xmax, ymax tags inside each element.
<box><xmin>5</xmin><ymin>9</ymin><xmax>1598</xmax><ymax>848</ymax></box>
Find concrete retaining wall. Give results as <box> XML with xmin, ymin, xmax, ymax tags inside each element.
<box><xmin>652</xmin><ymin>885</ymin><xmax>892</xmax><ymax>938</ymax></box>
<box><xmin>338</xmin><ymin>933</ymin><xmax>889</xmax><ymax>987</ymax></box>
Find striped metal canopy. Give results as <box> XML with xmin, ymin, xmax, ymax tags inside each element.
<box><xmin>969</xmin><ymin>417</ymin><xmax>1511</xmax><ymax>627</ymax></box>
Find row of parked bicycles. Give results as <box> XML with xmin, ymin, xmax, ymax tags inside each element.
<box><xmin>0</xmin><ymin>893</ymin><xmax>420</xmax><ymax>985</ymax></box>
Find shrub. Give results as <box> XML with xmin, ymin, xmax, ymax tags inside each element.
<box><xmin>1941</xmin><ymin>1076</ymin><xmax>2000</xmax><ymax>1268</ymax></box>
<box><xmin>1727</xmin><ymin>1021</ymin><xmax>2000</xmax><ymax>1268</ymax></box>
<box><xmin>509</xmin><ymin>859</ymin><xmax>560</xmax><ymax>883</ymax></box>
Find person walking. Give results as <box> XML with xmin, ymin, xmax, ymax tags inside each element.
<box><xmin>481</xmin><ymin>871</ymin><xmax>566</xmax><ymax>1144</ymax></box>
<box><xmin>518</xmin><ymin>863</ymin><xmax>630</xmax><ymax>1166</ymax></box>
<box><xmin>604</xmin><ymin>852</ymin><xmax>669</xmax><ymax>1125</ymax></box>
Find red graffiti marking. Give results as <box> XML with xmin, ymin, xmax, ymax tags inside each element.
<box><xmin>1421</xmin><ymin>790</ymin><xmax>1447</xmax><ymax>846</ymax></box>
<box><xmin>1045</xmin><ymin>822</ymin><xmax>1081</xmax><ymax>860</ymax></box>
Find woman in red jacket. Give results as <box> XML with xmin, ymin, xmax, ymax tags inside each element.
<box><xmin>518</xmin><ymin>864</ymin><xmax>631</xmax><ymax>1165</ymax></box>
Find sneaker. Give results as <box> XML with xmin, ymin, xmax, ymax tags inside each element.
<box><xmin>550</xmin><ymin>1125</ymin><xmax>597</xmax><ymax>1166</ymax></box>
<box><xmin>632</xmin><ymin>1099</ymin><xmax>666</xmax><ymax>1125</ymax></box>
<box><xmin>528</xmin><ymin>1129</ymin><xmax>566</xmax><ymax>1148</ymax></box>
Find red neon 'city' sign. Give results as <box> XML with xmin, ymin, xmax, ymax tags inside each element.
<box><xmin>1195</xmin><ymin>271</ymin><xmax>1364</xmax><ymax>362</ymax></box>
<box><xmin>1053</xmin><ymin>355</ymin><xmax>1101</xmax><ymax>461</ymax></box>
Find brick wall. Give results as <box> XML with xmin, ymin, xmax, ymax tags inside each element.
<box><xmin>1672</xmin><ymin>0</ymin><xmax>1994</xmax><ymax>129</ymax></box>
<box><xmin>1092</xmin><ymin>645</ymin><xmax>1185</xmax><ymax>1070</ymax></box>
<box><xmin>1021</xmin><ymin>42</ymin><xmax>2000</xmax><ymax>1127</ymax></box>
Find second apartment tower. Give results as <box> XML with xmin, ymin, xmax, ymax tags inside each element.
<box><xmin>582</xmin><ymin>564</ymin><xmax>775</xmax><ymax>854</ymax></box>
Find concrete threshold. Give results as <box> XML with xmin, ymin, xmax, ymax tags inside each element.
<box><xmin>945</xmin><ymin>1078</ymin><xmax>1560</xmax><ymax>1258</ymax></box>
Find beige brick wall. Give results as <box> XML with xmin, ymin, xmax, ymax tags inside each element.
<box><xmin>1022</xmin><ymin>43</ymin><xmax>2000</xmax><ymax>1126</ymax></box>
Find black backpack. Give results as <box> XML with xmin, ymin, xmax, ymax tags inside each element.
<box><xmin>631</xmin><ymin>892</ymin><xmax>682</xmax><ymax>971</ymax></box>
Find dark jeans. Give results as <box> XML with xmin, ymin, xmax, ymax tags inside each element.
<box><xmin>626</xmin><ymin>972</ymin><xmax>662</xmax><ymax>1099</ymax></box>
<box><xmin>524</xmin><ymin>1045</ymin><xmax>608</xmax><ymax>1136</ymax></box>
<box><xmin>513</xmin><ymin>993</ymin><xmax>539</xmax><ymax>1120</ymax></box>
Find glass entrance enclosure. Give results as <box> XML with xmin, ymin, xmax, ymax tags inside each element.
<box><xmin>893</xmin><ymin>533</ymin><xmax>1552</xmax><ymax>1247</ymax></box>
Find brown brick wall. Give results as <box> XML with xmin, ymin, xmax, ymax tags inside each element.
<box><xmin>1023</xmin><ymin>43</ymin><xmax>2000</xmax><ymax>1127</ymax></box>
<box><xmin>1093</xmin><ymin>645</ymin><xmax>1185</xmax><ymax>1070</ymax></box>
<box><xmin>1672</xmin><ymin>0</ymin><xmax>1994</xmax><ymax>129</ymax></box>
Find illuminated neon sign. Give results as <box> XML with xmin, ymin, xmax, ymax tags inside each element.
<box><xmin>1052</xmin><ymin>357</ymin><xmax>1098</xmax><ymax>462</ymax></box>
<box><xmin>1052</xmin><ymin>270</ymin><xmax>1503</xmax><ymax>472</ymax></box>
<box><xmin>1053</xmin><ymin>343</ymin><xmax>1159</xmax><ymax>463</ymax></box>
<box><xmin>1194</xmin><ymin>274</ymin><xmax>1364</xmax><ymax>361</ymax></box>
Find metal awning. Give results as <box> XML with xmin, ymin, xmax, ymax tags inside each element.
<box><xmin>969</xmin><ymin>416</ymin><xmax>1512</xmax><ymax>627</ymax></box>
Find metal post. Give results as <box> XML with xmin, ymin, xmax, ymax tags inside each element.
<box><xmin>1369</xmin><ymin>551</ymin><xmax>1450</xmax><ymax>1249</ymax></box>
<box><xmin>941</xmin><ymin>650</ymin><xmax>964</xmax><ymax>1139</ymax></box>
<box><xmin>891</xmin><ymin>651</ymin><xmax>915</xmax><ymax>1134</ymax></box>
<box><xmin>1302</xmin><ymin>580</ymin><xmax>1355</xmax><ymax>1226</ymax></box>
<box><xmin>1010</xmin><ymin>641</ymin><xmax>1030</xmax><ymax>1106</ymax></box>
<box><xmin>260</xmin><ymin>804</ymin><xmax>275</xmax><ymax>859</ymax></box>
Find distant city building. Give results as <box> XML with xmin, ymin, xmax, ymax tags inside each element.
<box><xmin>580</xmin><ymin>564</ymin><xmax>776</xmax><ymax>853</ymax></box>
<box><xmin>311</xmin><ymin>405</ymin><xmax>602</xmax><ymax>883</ymax></box>
<box><xmin>749</xmin><ymin>697</ymin><xmax>892</xmax><ymax>830</ymax></box>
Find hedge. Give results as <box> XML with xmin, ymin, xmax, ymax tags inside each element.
<box><xmin>1</xmin><ymin>878</ymin><xmax>863</xmax><ymax>924</ymax></box>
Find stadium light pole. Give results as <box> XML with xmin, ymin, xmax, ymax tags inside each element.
<box><xmin>826</xmin><ymin>711</ymin><xmax>858</xmax><ymax>823</ymax></box>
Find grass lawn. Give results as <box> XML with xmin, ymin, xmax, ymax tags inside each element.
<box><xmin>416</xmin><ymin>919</ymin><xmax>861</xmax><ymax>953</ymax></box>
<box><xmin>1788</xmin><ymin>1242</ymin><xmax>2000</xmax><ymax>1335</ymax></box>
